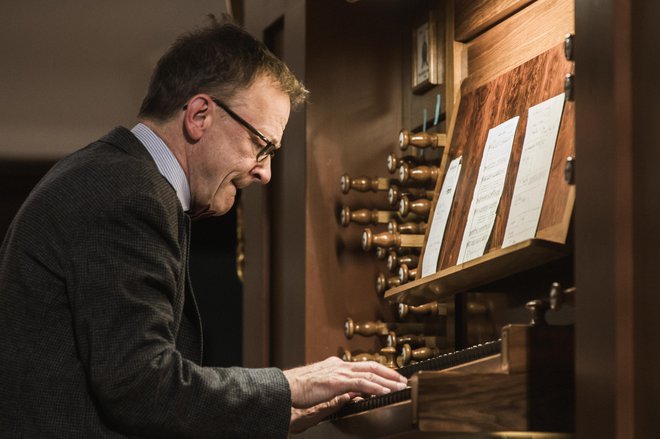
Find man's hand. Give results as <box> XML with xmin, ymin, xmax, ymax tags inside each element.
<box><xmin>283</xmin><ymin>356</ymin><xmax>408</xmax><ymax>410</ymax></box>
<box><xmin>289</xmin><ymin>393</ymin><xmax>351</xmax><ymax>434</ymax></box>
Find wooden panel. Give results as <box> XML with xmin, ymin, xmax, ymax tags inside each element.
<box><xmin>305</xmin><ymin>1</ymin><xmax>404</xmax><ymax>363</ymax></box>
<box><xmin>442</xmin><ymin>44</ymin><xmax>573</xmax><ymax>268</ymax></box>
<box><xmin>385</xmin><ymin>240</ymin><xmax>568</xmax><ymax>305</ymax></box>
<box><xmin>455</xmin><ymin>0</ymin><xmax>536</xmax><ymax>42</ymax></box>
<box><xmin>465</xmin><ymin>0</ymin><xmax>574</xmax><ymax>94</ymax></box>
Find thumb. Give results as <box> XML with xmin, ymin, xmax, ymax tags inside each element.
<box><xmin>290</xmin><ymin>393</ymin><xmax>351</xmax><ymax>434</ymax></box>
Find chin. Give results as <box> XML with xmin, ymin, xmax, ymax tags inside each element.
<box><xmin>213</xmin><ymin>196</ymin><xmax>236</xmax><ymax>216</ymax></box>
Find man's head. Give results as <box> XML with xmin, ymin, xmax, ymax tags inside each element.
<box><xmin>139</xmin><ymin>19</ymin><xmax>307</xmax><ymax>120</ymax></box>
<box><xmin>139</xmin><ymin>19</ymin><xmax>307</xmax><ymax>216</ymax></box>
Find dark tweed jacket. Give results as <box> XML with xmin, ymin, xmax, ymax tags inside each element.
<box><xmin>0</xmin><ymin>127</ymin><xmax>291</xmax><ymax>438</ymax></box>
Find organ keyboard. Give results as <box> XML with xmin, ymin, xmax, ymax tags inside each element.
<box><xmin>297</xmin><ymin>322</ymin><xmax>573</xmax><ymax>438</ymax></box>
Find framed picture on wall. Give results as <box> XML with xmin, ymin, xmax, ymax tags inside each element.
<box><xmin>412</xmin><ymin>11</ymin><xmax>440</xmax><ymax>93</ymax></box>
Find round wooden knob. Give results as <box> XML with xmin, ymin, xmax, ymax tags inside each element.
<box><xmin>340</xmin><ymin>174</ymin><xmax>380</xmax><ymax>193</ymax></box>
<box><xmin>363</xmin><ymin>229</ymin><xmax>401</xmax><ymax>251</ymax></box>
<box><xmin>398</xmin><ymin>264</ymin><xmax>417</xmax><ymax>283</ymax></box>
<box><xmin>340</xmin><ymin>206</ymin><xmax>351</xmax><ymax>226</ymax></box>
<box><xmin>386</xmin><ymin>331</ymin><xmax>425</xmax><ymax>349</ymax></box>
<box><xmin>379</xmin><ymin>346</ymin><xmax>398</xmax><ymax>369</ymax></box>
<box><xmin>399</xmin><ymin>129</ymin><xmax>442</xmax><ymax>150</ymax></box>
<box><xmin>389</xmin><ymin>220</ymin><xmax>426</xmax><ymax>234</ymax></box>
<box><xmin>388</xmin><ymin>253</ymin><xmax>419</xmax><ymax>272</ymax></box>
<box><xmin>409</xmin><ymin>199</ymin><xmax>431</xmax><ymax>217</ymax></box>
<box><xmin>549</xmin><ymin>282</ymin><xmax>575</xmax><ymax>310</ymax></box>
<box><xmin>398</xmin><ymin>301</ymin><xmax>443</xmax><ymax>318</ymax></box>
<box><xmin>340</xmin><ymin>174</ymin><xmax>351</xmax><ymax>194</ymax></box>
<box><xmin>386</xmin><ymin>152</ymin><xmax>399</xmax><ymax>174</ymax></box>
<box><xmin>341</xmin><ymin>207</ymin><xmax>378</xmax><ymax>226</ymax></box>
<box><xmin>361</xmin><ymin>228</ymin><xmax>374</xmax><ymax>251</ymax></box>
<box><xmin>397</xmin><ymin>163</ymin><xmax>438</xmax><ymax>185</ymax></box>
<box><xmin>387</xmin><ymin>251</ymin><xmax>399</xmax><ymax>272</ymax></box>
<box><xmin>387</xmin><ymin>185</ymin><xmax>400</xmax><ymax>207</ymax></box>
<box><xmin>376</xmin><ymin>272</ymin><xmax>400</xmax><ymax>294</ymax></box>
<box><xmin>397</xmin><ymin>163</ymin><xmax>410</xmax><ymax>184</ymax></box>
<box><xmin>342</xmin><ymin>349</ymin><xmax>385</xmax><ymax>364</ymax></box>
<box><xmin>375</xmin><ymin>246</ymin><xmax>388</xmax><ymax>260</ymax></box>
<box><xmin>345</xmin><ymin>317</ymin><xmax>389</xmax><ymax>339</ymax></box>
<box><xmin>401</xmin><ymin>344</ymin><xmax>439</xmax><ymax>365</ymax></box>
<box><xmin>387</xmin><ymin>153</ymin><xmax>419</xmax><ymax>174</ymax></box>
<box><xmin>525</xmin><ymin>299</ymin><xmax>549</xmax><ymax>326</ymax></box>
<box><xmin>398</xmin><ymin>196</ymin><xmax>410</xmax><ymax>217</ymax></box>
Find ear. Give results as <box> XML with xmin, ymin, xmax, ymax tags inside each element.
<box><xmin>182</xmin><ymin>94</ymin><xmax>214</xmax><ymax>142</ymax></box>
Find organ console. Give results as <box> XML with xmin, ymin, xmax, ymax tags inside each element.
<box><xmin>299</xmin><ymin>295</ymin><xmax>574</xmax><ymax>438</ymax></box>
<box><xmin>325</xmin><ymin>3</ymin><xmax>577</xmax><ymax>437</ymax></box>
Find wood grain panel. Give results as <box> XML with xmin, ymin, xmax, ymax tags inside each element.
<box><xmin>465</xmin><ymin>0</ymin><xmax>574</xmax><ymax>94</ymax></box>
<box><xmin>455</xmin><ymin>0</ymin><xmax>536</xmax><ymax>42</ymax></box>
<box><xmin>440</xmin><ymin>43</ymin><xmax>574</xmax><ymax>269</ymax></box>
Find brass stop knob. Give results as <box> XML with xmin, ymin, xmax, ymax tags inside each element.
<box><xmin>400</xmin><ymin>344</ymin><xmax>440</xmax><ymax>365</ymax></box>
<box><xmin>340</xmin><ymin>174</ymin><xmax>388</xmax><ymax>193</ymax></box>
<box><xmin>398</xmin><ymin>302</ymin><xmax>447</xmax><ymax>319</ymax></box>
<box><xmin>387</xmin><ymin>252</ymin><xmax>419</xmax><ymax>272</ymax></box>
<box><xmin>398</xmin><ymin>196</ymin><xmax>431</xmax><ymax>218</ymax></box>
<box><xmin>399</xmin><ymin>129</ymin><xmax>446</xmax><ymax>150</ymax></box>
<box><xmin>397</xmin><ymin>163</ymin><xmax>438</xmax><ymax>185</ymax></box>
<box><xmin>344</xmin><ymin>317</ymin><xmax>389</xmax><ymax>339</ymax></box>
<box><xmin>386</xmin><ymin>331</ymin><xmax>426</xmax><ymax>349</ymax></box>
<box><xmin>376</xmin><ymin>272</ymin><xmax>401</xmax><ymax>294</ymax></box>
<box><xmin>398</xmin><ymin>264</ymin><xmax>418</xmax><ymax>283</ymax></box>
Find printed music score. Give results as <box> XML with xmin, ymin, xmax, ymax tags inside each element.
<box><xmin>502</xmin><ymin>93</ymin><xmax>566</xmax><ymax>247</ymax></box>
<box><xmin>421</xmin><ymin>156</ymin><xmax>462</xmax><ymax>277</ymax></box>
<box><xmin>458</xmin><ymin>116</ymin><xmax>520</xmax><ymax>264</ymax></box>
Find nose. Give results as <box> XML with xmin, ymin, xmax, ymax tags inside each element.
<box><xmin>251</xmin><ymin>158</ymin><xmax>272</xmax><ymax>184</ymax></box>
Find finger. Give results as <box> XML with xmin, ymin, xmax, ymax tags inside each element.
<box><xmin>351</xmin><ymin>371</ymin><xmax>409</xmax><ymax>394</ymax></box>
<box><xmin>289</xmin><ymin>394</ymin><xmax>351</xmax><ymax>434</ymax></box>
<box><xmin>348</xmin><ymin>360</ymin><xmax>408</xmax><ymax>384</ymax></box>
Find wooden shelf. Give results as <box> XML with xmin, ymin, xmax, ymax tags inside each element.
<box><xmin>384</xmin><ymin>238</ymin><xmax>569</xmax><ymax>305</ymax></box>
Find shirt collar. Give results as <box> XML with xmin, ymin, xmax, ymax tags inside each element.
<box><xmin>131</xmin><ymin>123</ymin><xmax>191</xmax><ymax>211</ymax></box>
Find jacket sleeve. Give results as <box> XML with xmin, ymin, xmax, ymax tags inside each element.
<box><xmin>65</xmin><ymin>191</ymin><xmax>291</xmax><ymax>438</ymax></box>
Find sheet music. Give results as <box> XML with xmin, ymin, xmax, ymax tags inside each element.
<box><xmin>421</xmin><ymin>156</ymin><xmax>462</xmax><ymax>277</ymax></box>
<box><xmin>458</xmin><ymin>116</ymin><xmax>519</xmax><ymax>264</ymax></box>
<box><xmin>502</xmin><ymin>93</ymin><xmax>566</xmax><ymax>247</ymax></box>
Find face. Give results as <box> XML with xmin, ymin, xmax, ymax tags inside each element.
<box><xmin>185</xmin><ymin>75</ymin><xmax>291</xmax><ymax>215</ymax></box>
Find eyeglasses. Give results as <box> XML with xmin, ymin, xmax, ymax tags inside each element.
<box><xmin>183</xmin><ymin>96</ymin><xmax>279</xmax><ymax>162</ymax></box>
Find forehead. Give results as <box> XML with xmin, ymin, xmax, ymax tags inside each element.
<box><xmin>230</xmin><ymin>75</ymin><xmax>291</xmax><ymax>138</ymax></box>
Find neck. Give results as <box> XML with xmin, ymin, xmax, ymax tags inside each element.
<box><xmin>140</xmin><ymin>118</ymin><xmax>190</xmax><ymax>178</ymax></box>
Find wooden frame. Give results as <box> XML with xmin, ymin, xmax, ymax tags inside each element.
<box><xmin>412</xmin><ymin>9</ymin><xmax>440</xmax><ymax>93</ymax></box>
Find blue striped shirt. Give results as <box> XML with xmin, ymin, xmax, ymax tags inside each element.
<box><xmin>131</xmin><ymin>123</ymin><xmax>191</xmax><ymax>212</ymax></box>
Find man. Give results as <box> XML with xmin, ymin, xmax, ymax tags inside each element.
<box><xmin>0</xmin><ymin>20</ymin><xmax>407</xmax><ymax>438</ymax></box>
